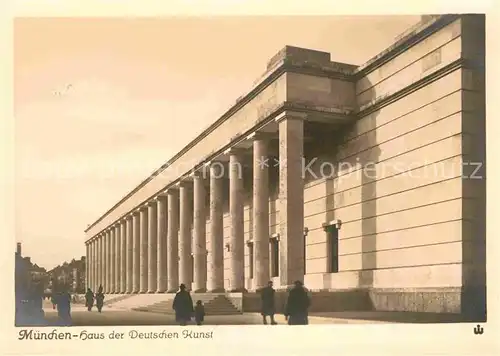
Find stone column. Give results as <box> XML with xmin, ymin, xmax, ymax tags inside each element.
<box><xmin>167</xmin><ymin>188</ymin><xmax>179</xmax><ymax>292</ymax></box>
<box><xmin>179</xmin><ymin>181</ymin><xmax>193</xmax><ymax>289</ymax></box>
<box><xmin>139</xmin><ymin>206</ymin><xmax>149</xmax><ymax>293</ymax></box>
<box><xmin>99</xmin><ymin>234</ymin><xmax>104</xmax><ymax>290</ymax></box>
<box><xmin>126</xmin><ymin>216</ymin><xmax>134</xmax><ymax>293</ymax></box>
<box><xmin>86</xmin><ymin>243</ymin><xmax>90</xmax><ymax>289</ymax></box>
<box><xmin>228</xmin><ymin>148</ymin><xmax>246</xmax><ymax>291</ymax></box>
<box><xmin>110</xmin><ymin>226</ymin><xmax>116</xmax><ymax>293</ymax></box>
<box><xmin>132</xmin><ymin>211</ymin><xmax>141</xmax><ymax>293</ymax></box>
<box><xmin>209</xmin><ymin>161</ymin><xmax>225</xmax><ymax>292</ymax></box>
<box><xmin>252</xmin><ymin>134</ymin><xmax>270</xmax><ymax>290</ymax></box>
<box><xmin>90</xmin><ymin>241</ymin><xmax>94</xmax><ymax>290</ymax></box>
<box><xmin>114</xmin><ymin>224</ymin><xmax>120</xmax><ymax>293</ymax></box>
<box><xmin>193</xmin><ymin>172</ymin><xmax>207</xmax><ymax>292</ymax></box>
<box><xmin>120</xmin><ymin>219</ymin><xmax>127</xmax><ymax>293</ymax></box>
<box><xmin>89</xmin><ymin>241</ymin><xmax>93</xmax><ymax>290</ymax></box>
<box><xmin>106</xmin><ymin>229</ymin><xmax>112</xmax><ymax>293</ymax></box>
<box><xmin>277</xmin><ymin>113</ymin><xmax>305</xmax><ymax>287</ymax></box>
<box><xmin>93</xmin><ymin>238</ymin><xmax>98</xmax><ymax>290</ymax></box>
<box><xmin>157</xmin><ymin>196</ymin><xmax>168</xmax><ymax>292</ymax></box>
<box><xmin>148</xmin><ymin>201</ymin><xmax>158</xmax><ymax>293</ymax></box>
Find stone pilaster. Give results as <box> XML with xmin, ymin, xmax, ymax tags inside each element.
<box><xmin>252</xmin><ymin>134</ymin><xmax>271</xmax><ymax>290</ymax></box>
<box><xmin>193</xmin><ymin>172</ymin><xmax>207</xmax><ymax>292</ymax></box>
<box><xmin>157</xmin><ymin>196</ymin><xmax>168</xmax><ymax>293</ymax></box>
<box><xmin>139</xmin><ymin>206</ymin><xmax>149</xmax><ymax>293</ymax></box>
<box><xmin>209</xmin><ymin>161</ymin><xmax>225</xmax><ymax>292</ymax></box>
<box><xmin>276</xmin><ymin>112</ymin><xmax>305</xmax><ymax>287</ymax></box>
<box><xmin>126</xmin><ymin>216</ymin><xmax>134</xmax><ymax>293</ymax></box>
<box><xmin>228</xmin><ymin>148</ymin><xmax>246</xmax><ymax>292</ymax></box>
<box><xmin>120</xmin><ymin>219</ymin><xmax>127</xmax><ymax>293</ymax></box>
<box><xmin>148</xmin><ymin>201</ymin><xmax>158</xmax><ymax>293</ymax></box>
<box><xmin>179</xmin><ymin>181</ymin><xmax>193</xmax><ymax>289</ymax></box>
<box><xmin>167</xmin><ymin>189</ymin><xmax>179</xmax><ymax>293</ymax></box>
<box><xmin>132</xmin><ymin>211</ymin><xmax>141</xmax><ymax>293</ymax></box>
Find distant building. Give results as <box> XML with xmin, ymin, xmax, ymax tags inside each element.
<box><xmin>15</xmin><ymin>242</ymin><xmax>47</xmax><ymax>300</ymax></box>
<box><xmin>49</xmin><ymin>257</ymin><xmax>86</xmax><ymax>294</ymax></box>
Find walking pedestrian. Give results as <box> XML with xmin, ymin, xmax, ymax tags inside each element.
<box><xmin>85</xmin><ymin>288</ymin><xmax>95</xmax><ymax>311</ymax></box>
<box><xmin>173</xmin><ymin>284</ymin><xmax>194</xmax><ymax>326</ymax></box>
<box><xmin>95</xmin><ymin>285</ymin><xmax>105</xmax><ymax>313</ymax></box>
<box><xmin>284</xmin><ymin>280</ymin><xmax>310</xmax><ymax>325</ymax></box>
<box><xmin>194</xmin><ymin>300</ymin><xmax>205</xmax><ymax>325</ymax></box>
<box><xmin>260</xmin><ymin>281</ymin><xmax>277</xmax><ymax>325</ymax></box>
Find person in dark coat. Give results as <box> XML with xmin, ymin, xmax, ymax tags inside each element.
<box><xmin>85</xmin><ymin>288</ymin><xmax>95</xmax><ymax>311</ymax></box>
<box><xmin>260</xmin><ymin>281</ymin><xmax>277</xmax><ymax>325</ymax></box>
<box><xmin>56</xmin><ymin>288</ymin><xmax>72</xmax><ymax>326</ymax></box>
<box><xmin>173</xmin><ymin>284</ymin><xmax>194</xmax><ymax>326</ymax></box>
<box><xmin>95</xmin><ymin>285</ymin><xmax>105</xmax><ymax>313</ymax></box>
<box><xmin>194</xmin><ymin>300</ymin><xmax>205</xmax><ymax>325</ymax></box>
<box><xmin>285</xmin><ymin>280</ymin><xmax>310</xmax><ymax>325</ymax></box>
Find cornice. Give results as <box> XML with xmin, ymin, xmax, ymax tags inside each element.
<box><xmin>353</xmin><ymin>14</ymin><xmax>460</xmax><ymax>78</ymax></box>
<box><xmin>356</xmin><ymin>58</ymin><xmax>466</xmax><ymax>118</ymax></box>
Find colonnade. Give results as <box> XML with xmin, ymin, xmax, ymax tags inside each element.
<box><xmin>85</xmin><ymin>113</ymin><xmax>305</xmax><ymax>293</ymax></box>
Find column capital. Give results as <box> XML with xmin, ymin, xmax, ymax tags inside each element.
<box><xmin>176</xmin><ymin>179</ymin><xmax>193</xmax><ymax>188</ymax></box>
<box><xmin>246</xmin><ymin>131</ymin><xmax>276</xmax><ymax>141</ymax></box>
<box><xmin>274</xmin><ymin>110</ymin><xmax>308</xmax><ymax>124</ymax></box>
<box><xmin>190</xmin><ymin>169</ymin><xmax>208</xmax><ymax>179</ymax></box>
<box><xmin>205</xmin><ymin>159</ymin><xmax>225</xmax><ymax>168</ymax></box>
<box><xmin>224</xmin><ymin>146</ymin><xmax>247</xmax><ymax>156</ymax></box>
<box><xmin>166</xmin><ymin>186</ymin><xmax>179</xmax><ymax>194</ymax></box>
<box><xmin>155</xmin><ymin>193</ymin><xmax>169</xmax><ymax>201</ymax></box>
<box><xmin>132</xmin><ymin>208</ymin><xmax>141</xmax><ymax>216</ymax></box>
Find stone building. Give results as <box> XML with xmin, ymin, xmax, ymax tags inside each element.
<box><xmin>48</xmin><ymin>257</ymin><xmax>86</xmax><ymax>293</ymax></box>
<box><xmin>84</xmin><ymin>15</ymin><xmax>486</xmax><ymax>319</ymax></box>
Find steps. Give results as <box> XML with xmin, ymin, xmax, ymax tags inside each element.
<box><xmin>104</xmin><ymin>294</ymin><xmax>135</xmax><ymax>306</ymax></box>
<box><xmin>134</xmin><ymin>293</ymin><xmax>241</xmax><ymax>315</ymax></box>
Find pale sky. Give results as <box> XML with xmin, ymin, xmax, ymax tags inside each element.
<box><xmin>14</xmin><ymin>16</ymin><xmax>420</xmax><ymax>270</ymax></box>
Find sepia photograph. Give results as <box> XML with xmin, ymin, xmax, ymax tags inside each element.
<box><xmin>14</xmin><ymin>13</ymin><xmax>486</xmax><ymax>330</ymax></box>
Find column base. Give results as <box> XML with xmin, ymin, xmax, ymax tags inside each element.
<box><xmin>229</xmin><ymin>288</ymin><xmax>247</xmax><ymax>293</ymax></box>
<box><xmin>193</xmin><ymin>288</ymin><xmax>207</xmax><ymax>293</ymax></box>
<box><xmin>147</xmin><ymin>290</ymin><xmax>156</xmax><ymax>294</ymax></box>
<box><xmin>208</xmin><ymin>288</ymin><xmax>226</xmax><ymax>293</ymax></box>
<box><xmin>157</xmin><ymin>289</ymin><xmax>167</xmax><ymax>293</ymax></box>
<box><xmin>167</xmin><ymin>289</ymin><xmax>178</xmax><ymax>293</ymax></box>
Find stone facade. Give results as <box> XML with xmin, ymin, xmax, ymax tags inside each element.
<box><xmin>84</xmin><ymin>15</ymin><xmax>486</xmax><ymax>319</ymax></box>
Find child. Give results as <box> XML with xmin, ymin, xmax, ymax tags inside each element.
<box><xmin>194</xmin><ymin>300</ymin><xmax>205</xmax><ymax>325</ymax></box>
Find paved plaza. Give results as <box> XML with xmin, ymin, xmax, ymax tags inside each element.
<box><xmin>41</xmin><ymin>304</ymin><xmax>367</xmax><ymax>326</ymax></box>
<box><xmin>38</xmin><ymin>300</ymin><xmax>467</xmax><ymax>326</ymax></box>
